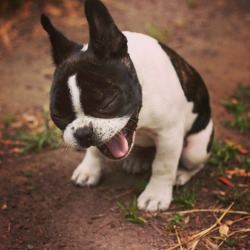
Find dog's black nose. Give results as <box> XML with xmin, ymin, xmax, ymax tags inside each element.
<box><xmin>74</xmin><ymin>127</ymin><xmax>93</xmax><ymax>148</ymax></box>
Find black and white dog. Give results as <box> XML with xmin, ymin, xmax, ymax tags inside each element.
<box><xmin>41</xmin><ymin>0</ymin><xmax>213</xmax><ymax>211</ymax></box>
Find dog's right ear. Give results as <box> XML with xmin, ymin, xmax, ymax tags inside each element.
<box><xmin>84</xmin><ymin>0</ymin><xmax>127</xmax><ymax>59</ymax></box>
<box><xmin>40</xmin><ymin>14</ymin><xmax>83</xmax><ymax>66</ymax></box>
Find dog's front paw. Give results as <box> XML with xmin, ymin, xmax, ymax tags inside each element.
<box><xmin>71</xmin><ymin>162</ymin><xmax>101</xmax><ymax>187</ymax></box>
<box><xmin>137</xmin><ymin>183</ymin><xmax>172</xmax><ymax>212</ymax></box>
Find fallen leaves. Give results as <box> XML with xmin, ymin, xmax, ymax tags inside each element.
<box><xmin>1</xmin><ymin>202</ymin><xmax>7</xmax><ymax>210</ymax></box>
<box><xmin>218</xmin><ymin>177</ymin><xmax>234</xmax><ymax>187</ymax></box>
<box><xmin>219</xmin><ymin>224</ymin><xmax>229</xmax><ymax>238</ymax></box>
<box><xmin>166</xmin><ymin>203</ymin><xmax>250</xmax><ymax>250</ymax></box>
<box><xmin>1</xmin><ymin>111</ymin><xmax>62</xmax><ymax>166</ymax></box>
<box><xmin>224</xmin><ymin>139</ymin><xmax>248</xmax><ymax>155</ymax></box>
<box><xmin>225</xmin><ymin>168</ymin><xmax>250</xmax><ymax>178</ymax></box>
<box><xmin>0</xmin><ymin>19</ymin><xmax>16</xmax><ymax>51</ymax></box>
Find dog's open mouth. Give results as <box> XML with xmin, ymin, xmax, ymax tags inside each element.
<box><xmin>97</xmin><ymin>116</ymin><xmax>138</xmax><ymax>160</ymax></box>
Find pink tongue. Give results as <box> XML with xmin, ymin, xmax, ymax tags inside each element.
<box><xmin>105</xmin><ymin>133</ymin><xmax>129</xmax><ymax>159</ymax></box>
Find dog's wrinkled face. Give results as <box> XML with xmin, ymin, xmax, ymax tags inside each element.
<box><xmin>41</xmin><ymin>0</ymin><xmax>142</xmax><ymax>159</ymax></box>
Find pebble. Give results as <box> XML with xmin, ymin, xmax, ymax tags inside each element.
<box><xmin>27</xmin><ymin>244</ymin><xmax>34</xmax><ymax>250</ymax></box>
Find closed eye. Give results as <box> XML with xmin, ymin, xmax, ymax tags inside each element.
<box><xmin>99</xmin><ymin>95</ymin><xmax>118</xmax><ymax>112</ymax></box>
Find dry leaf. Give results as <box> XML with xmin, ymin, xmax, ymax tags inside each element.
<box><xmin>219</xmin><ymin>224</ymin><xmax>229</xmax><ymax>237</ymax></box>
<box><xmin>224</xmin><ymin>139</ymin><xmax>235</xmax><ymax>147</ymax></box>
<box><xmin>187</xmin><ymin>239</ymin><xmax>199</xmax><ymax>250</ymax></box>
<box><xmin>225</xmin><ymin>220</ymin><xmax>234</xmax><ymax>226</ymax></box>
<box><xmin>236</xmin><ymin>145</ymin><xmax>248</xmax><ymax>155</ymax></box>
<box><xmin>231</xmin><ymin>98</ymin><xmax>239</xmax><ymax>105</ymax></box>
<box><xmin>218</xmin><ymin>177</ymin><xmax>234</xmax><ymax>187</ymax></box>
<box><xmin>9</xmin><ymin>147</ymin><xmax>22</xmax><ymax>154</ymax></box>
<box><xmin>224</xmin><ymin>139</ymin><xmax>248</xmax><ymax>154</ymax></box>
<box><xmin>184</xmin><ymin>215</ymin><xmax>190</xmax><ymax>224</ymax></box>
<box><xmin>1</xmin><ymin>203</ymin><xmax>7</xmax><ymax>210</ymax></box>
<box><xmin>225</xmin><ymin>168</ymin><xmax>250</xmax><ymax>177</ymax></box>
<box><xmin>43</xmin><ymin>4</ymin><xmax>62</xmax><ymax>16</ymax></box>
<box><xmin>0</xmin><ymin>139</ymin><xmax>25</xmax><ymax>146</ymax></box>
<box><xmin>205</xmin><ymin>239</ymin><xmax>219</xmax><ymax>249</ymax></box>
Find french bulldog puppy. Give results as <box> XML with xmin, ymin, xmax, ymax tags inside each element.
<box><xmin>41</xmin><ymin>0</ymin><xmax>213</xmax><ymax>212</ymax></box>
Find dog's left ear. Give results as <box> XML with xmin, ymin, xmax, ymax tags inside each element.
<box><xmin>40</xmin><ymin>14</ymin><xmax>83</xmax><ymax>65</ymax></box>
<box><xmin>84</xmin><ymin>0</ymin><xmax>127</xmax><ymax>59</ymax></box>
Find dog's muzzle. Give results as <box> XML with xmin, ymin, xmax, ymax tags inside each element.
<box><xmin>97</xmin><ymin>113</ymin><xmax>139</xmax><ymax>160</ymax></box>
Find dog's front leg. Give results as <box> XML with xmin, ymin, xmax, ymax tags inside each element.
<box><xmin>71</xmin><ymin>147</ymin><xmax>102</xmax><ymax>187</ymax></box>
<box><xmin>137</xmin><ymin>129</ymin><xmax>183</xmax><ymax>211</ymax></box>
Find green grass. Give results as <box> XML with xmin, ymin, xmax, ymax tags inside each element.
<box><xmin>217</xmin><ymin>188</ymin><xmax>250</xmax><ymax>208</ymax></box>
<box><xmin>20</xmin><ymin>171</ymin><xmax>33</xmax><ymax>178</ymax></box>
<box><xmin>144</xmin><ymin>23</ymin><xmax>171</xmax><ymax>42</ymax></box>
<box><xmin>242</xmin><ymin>157</ymin><xmax>250</xmax><ymax>172</ymax></box>
<box><xmin>117</xmin><ymin>197</ymin><xmax>147</xmax><ymax>225</ymax></box>
<box><xmin>3</xmin><ymin>113</ymin><xmax>16</xmax><ymax>127</ymax></box>
<box><xmin>222</xmin><ymin>84</ymin><xmax>250</xmax><ymax>133</ymax></box>
<box><xmin>208</xmin><ymin>140</ymin><xmax>239</xmax><ymax>168</ymax></box>
<box><xmin>209</xmin><ymin>139</ymin><xmax>250</xmax><ymax>176</ymax></box>
<box><xmin>11</xmin><ymin>112</ymin><xmax>62</xmax><ymax>153</ymax></box>
<box><xmin>187</xmin><ymin>0</ymin><xmax>199</xmax><ymax>9</ymax></box>
<box><xmin>166</xmin><ymin>212</ymin><xmax>185</xmax><ymax>229</ymax></box>
<box><xmin>173</xmin><ymin>186</ymin><xmax>198</xmax><ymax>208</ymax></box>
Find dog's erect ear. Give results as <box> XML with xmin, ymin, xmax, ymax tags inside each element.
<box><xmin>84</xmin><ymin>0</ymin><xmax>127</xmax><ymax>58</ymax></box>
<box><xmin>40</xmin><ymin>14</ymin><xmax>83</xmax><ymax>65</ymax></box>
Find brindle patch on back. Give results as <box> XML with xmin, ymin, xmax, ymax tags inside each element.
<box><xmin>159</xmin><ymin>42</ymin><xmax>212</xmax><ymax>136</ymax></box>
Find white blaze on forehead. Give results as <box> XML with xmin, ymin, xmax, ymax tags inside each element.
<box><xmin>67</xmin><ymin>74</ymin><xmax>83</xmax><ymax>115</ymax></box>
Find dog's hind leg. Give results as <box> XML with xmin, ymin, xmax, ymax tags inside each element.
<box><xmin>176</xmin><ymin>119</ymin><xmax>214</xmax><ymax>186</ymax></box>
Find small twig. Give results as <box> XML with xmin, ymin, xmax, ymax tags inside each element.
<box><xmin>218</xmin><ymin>227</ymin><xmax>250</xmax><ymax>248</ymax></box>
<box><xmin>166</xmin><ymin>203</ymin><xmax>235</xmax><ymax>250</ymax></box>
<box><xmin>111</xmin><ymin>189</ymin><xmax>135</xmax><ymax>200</ymax></box>
<box><xmin>93</xmin><ymin>220</ymin><xmax>114</xmax><ymax>233</ymax></box>
<box><xmin>150</xmin><ymin>221</ymin><xmax>164</xmax><ymax>235</ymax></box>
<box><xmin>174</xmin><ymin>225</ymin><xmax>183</xmax><ymax>250</ymax></box>
<box><xmin>228</xmin><ymin>228</ymin><xmax>250</xmax><ymax>237</ymax></box>
<box><xmin>90</xmin><ymin>213</ymin><xmax>106</xmax><ymax>220</ymax></box>
<box><xmin>163</xmin><ymin>207</ymin><xmax>248</xmax><ymax>216</ymax></box>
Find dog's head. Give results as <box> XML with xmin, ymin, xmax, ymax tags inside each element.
<box><xmin>41</xmin><ymin>0</ymin><xmax>142</xmax><ymax>159</ymax></box>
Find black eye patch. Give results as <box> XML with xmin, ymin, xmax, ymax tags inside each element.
<box><xmin>50</xmin><ymin>74</ymin><xmax>76</xmax><ymax>130</ymax></box>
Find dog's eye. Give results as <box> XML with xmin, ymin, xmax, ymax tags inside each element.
<box><xmin>99</xmin><ymin>95</ymin><xmax>118</xmax><ymax>112</ymax></box>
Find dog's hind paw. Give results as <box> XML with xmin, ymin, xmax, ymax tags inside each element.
<box><xmin>71</xmin><ymin>162</ymin><xmax>101</xmax><ymax>187</ymax></box>
<box><xmin>121</xmin><ymin>146</ymin><xmax>155</xmax><ymax>174</ymax></box>
<box><xmin>175</xmin><ymin>166</ymin><xmax>204</xmax><ymax>186</ymax></box>
<box><xmin>121</xmin><ymin>158</ymin><xmax>151</xmax><ymax>174</ymax></box>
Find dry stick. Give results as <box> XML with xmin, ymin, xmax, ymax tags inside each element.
<box><xmin>111</xmin><ymin>189</ymin><xmax>135</xmax><ymax>200</ymax></box>
<box><xmin>166</xmin><ymin>203</ymin><xmax>235</xmax><ymax>250</ymax></box>
<box><xmin>150</xmin><ymin>221</ymin><xmax>164</xmax><ymax>235</ymax></box>
<box><xmin>191</xmin><ymin>203</ymin><xmax>234</xmax><ymax>239</ymax></box>
<box><xmin>93</xmin><ymin>220</ymin><xmax>114</xmax><ymax>233</ymax></box>
<box><xmin>218</xmin><ymin>228</ymin><xmax>250</xmax><ymax>248</ymax></box>
<box><xmin>217</xmin><ymin>218</ymin><xmax>250</xmax><ymax>248</ymax></box>
<box><xmin>163</xmin><ymin>207</ymin><xmax>249</xmax><ymax>216</ymax></box>
<box><xmin>174</xmin><ymin>225</ymin><xmax>183</xmax><ymax>250</ymax></box>
<box><xmin>228</xmin><ymin>228</ymin><xmax>250</xmax><ymax>237</ymax></box>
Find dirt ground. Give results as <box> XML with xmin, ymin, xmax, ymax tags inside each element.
<box><xmin>0</xmin><ymin>0</ymin><xmax>250</xmax><ymax>249</ymax></box>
